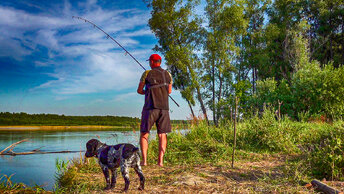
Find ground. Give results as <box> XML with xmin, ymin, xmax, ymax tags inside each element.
<box><xmin>71</xmin><ymin>154</ymin><xmax>344</xmax><ymax>193</ymax></box>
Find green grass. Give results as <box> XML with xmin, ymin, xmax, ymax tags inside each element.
<box><xmin>146</xmin><ymin>109</ymin><xmax>344</xmax><ymax>181</ymax></box>
<box><xmin>4</xmin><ymin>109</ymin><xmax>344</xmax><ymax>192</ymax></box>
<box><xmin>0</xmin><ymin>174</ymin><xmax>51</xmax><ymax>193</ymax></box>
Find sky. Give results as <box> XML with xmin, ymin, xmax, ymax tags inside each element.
<box><xmin>0</xmin><ymin>0</ymin><xmax>202</xmax><ymax>120</ymax></box>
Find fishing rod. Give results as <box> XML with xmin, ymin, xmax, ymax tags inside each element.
<box><xmin>72</xmin><ymin>16</ymin><xmax>180</xmax><ymax>107</ymax></box>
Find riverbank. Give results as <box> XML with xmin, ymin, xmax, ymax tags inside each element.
<box><xmin>2</xmin><ymin>154</ymin><xmax>343</xmax><ymax>193</ymax></box>
<box><xmin>53</xmin><ymin>113</ymin><xmax>344</xmax><ymax>193</ymax></box>
<box><xmin>56</xmin><ymin>153</ymin><xmax>344</xmax><ymax>193</ymax></box>
<box><xmin>2</xmin><ymin>110</ymin><xmax>344</xmax><ymax>193</ymax></box>
<box><xmin>56</xmin><ymin>154</ymin><xmax>311</xmax><ymax>193</ymax></box>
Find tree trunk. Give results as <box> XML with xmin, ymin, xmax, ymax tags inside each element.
<box><xmin>187</xmin><ymin>99</ymin><xmax>195</xmax><ymax>118</ymax></box>
<box><xmin>310</xmin><ymin>179</ymin><xmax>343</xmax><ymax>194</ymax></box>
<box><xmin>342</xmin><ymin>13</ymin><xmax>344</xmax><ymax>65</ymax></box>
<box><xmin>212</xmin><ymin>0</ymin><xmax>217</xmax><ymax>126</ymax></box>
<box><xmin>212</xmin><ymin>61</ymin><xmax>216</xmax><ymax>126</ymax></box>
<box><xmin>196</xmin><ymin>85</ymin><xmax>209</xmax><ymax>125</ymax></box>
<box><xmin>217</xmin><ymin>71</ymin><xmax>223</xmax><ymax>123</ymax></box>
<box><xmin>231</xmin><ymin>96</ymin><xmax>239</xmax><ymax>168</ymax></box>
<box><xmin>184</xmin><ymin>61</ymin><xmax>209</xmax><ymax>125</ymax></box>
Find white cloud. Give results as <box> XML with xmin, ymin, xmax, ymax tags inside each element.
<box><xmin>0</xmin><ymin>6</ymin><xmax>72</xmax><ymax>29</ymax></box>
<box><xmin>113</xmin><ymin>92</ymin><xmax>138</xmax><ymax>102</ymax></box>
<box><xmin>0</xmin><ymin>1</ymin><xmax>156</xmax><ymax>95</ymax></box>
<box><xmin>48</xmin><ymin>52</ymin><xmax>143</xmax><ymax>94</ymax></box>
<box><xmin>0</xmin><ymin>37</ymin><xmax>32</xmax><ymax>60</ymax></box>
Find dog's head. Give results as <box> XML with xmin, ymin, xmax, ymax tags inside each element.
<box><xmin>85</xmin><ymin>139</ymin><xmax>102</xmax><ymax>158</ymax></box>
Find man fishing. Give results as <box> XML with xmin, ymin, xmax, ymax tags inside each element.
<box><xmin>137</xmin><ymin>54</ymin><xmax>172</xmax><ymax>167</ymax></box>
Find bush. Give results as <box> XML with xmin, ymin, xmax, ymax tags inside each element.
<box><xmin>147</xmin><ymin>122</ymin><xmax>232</xmax><ymax>165</ymax></box>
<box><xmin>147</xmin><ymin>112</ymin><xmax>344</xmax><ymax>180</ymax></box>
<box><xmin>252</xmin><ymin>62</ymin><xmax>344</xmax><ymax>120</ymax></box>
<box><xmin>305</xmin><ymin>123</ymin><xmax>344</xmax><ymax>180</ymax></box>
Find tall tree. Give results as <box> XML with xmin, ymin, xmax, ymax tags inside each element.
<box><xmin>146</xmin><ymin>0</ymin><xmax>210</xmax><ymax>123</ymax></box>
<box><xmin>306</xmin><ymin>0</ymin><xmax>344</xmax><ymax>67</ymax></box>
<box><xmin>203</xmin><ymin>0</ymin><xmax>247</xmax><ymax>125</ymax></box>
<box><xmin>241</xmin><ymin>0</ymin><xmax>270</xmax><ymax>93</ymax></box>
<box><xmin>259</xmin><ymin>0</ymin><xmax>304</xmax><ymax>82</ymax></box>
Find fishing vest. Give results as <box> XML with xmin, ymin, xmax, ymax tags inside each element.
<box><xmin>143</xmin><ymin>67</ymin><xmax>171</xmax><ymax>110</ymax></box>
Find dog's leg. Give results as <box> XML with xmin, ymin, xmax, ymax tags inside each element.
<box><xmin>120</xmin><ymin>161</ymin><xmax>130</xmax><ymax>191</ymax></box>
<box><xmin>101</xmin><ymin>166</ymin><xmax>111</xmax><ymax>190</ymax></box>
<box><xmin>110</xmin><ymin>168</ymin><xmax>117</xmax><ymax>189</ymax></box>
<box><xmin>134</xmin><ymin>163</ymin><xmax>145</xmax><ymax>190</ymax></box>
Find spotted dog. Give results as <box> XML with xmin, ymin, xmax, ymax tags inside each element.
<box><xmin>85</xmin><ymin>139</ymin><xmax>145</xmax><ymax>191</ymax></box>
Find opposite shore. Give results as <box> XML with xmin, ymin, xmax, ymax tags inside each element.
<box><xmin>0</xmin><ymin>125</ymin><xmax>132</xmax><ymax>131</ymax></box>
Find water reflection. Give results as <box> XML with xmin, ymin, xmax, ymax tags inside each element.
<box><xmin>0</xmin><ymin>129</ymin><xmax>155</xmax><ymax>190</ymax></box>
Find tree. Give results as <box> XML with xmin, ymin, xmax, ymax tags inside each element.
<box><xmin>202</xmin><ymin>0</ymin><xmax>247</xmax><ymax>125</ymax></box>
<box><xmin>305</xmin><ymin>0</ymin><xmax>344</xmax><ymax>67</ymax></box>
<box><xmin>146</xmin><ymin>0</ymin><xmax>209</xmax><ymax>123</ymax></box>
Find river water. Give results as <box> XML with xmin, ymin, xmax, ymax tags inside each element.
<box><xmin>0</xmin><ymin>129</ymin><xmax>158</xmax><ymax>190</ymax></box>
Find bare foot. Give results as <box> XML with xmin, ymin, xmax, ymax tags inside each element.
<box><xmin>140</xmin><ymin>162</ymin><xmax>147</xmax><ymax>166</ymax></box>
<box><xmin>157</xmin><ymin>163</ymin><xmax>164</xmax><ymax>167</ymax></box>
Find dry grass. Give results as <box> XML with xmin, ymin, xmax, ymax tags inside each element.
<box><xmin>57</xmin><ymin>154</ymin><xmax>344</xmax><ymax>193</ymax></box>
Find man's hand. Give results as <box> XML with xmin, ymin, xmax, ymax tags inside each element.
<box><xmin>168</xmin><ymin>83</ymin><xmax>172</xmax><ymax>94</ymax></box>
<box><xmin>137</xmin><ymin>82</ymin><xmax>145</xmax><ymax>95</ymax></box>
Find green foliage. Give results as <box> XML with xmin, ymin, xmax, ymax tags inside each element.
<box><xmin>147</xmin><ymin>0</ymin><xmax>204</xmax><ymax>116</ymax></box>
<box><xmin>0</xmin><ymin>174</ymin><xmax>47</xmax><ymax>193</ymax></box>
<box><xmin>147</xmin><ymin>109</ymin><xmax>344</xmax><ymax>180</ymax></box>
<box><xmin>254</xmin><ymin>60</ymin><xmax>344</xmax><ymax>120</ymax></box>
<box><xmin>147</xmin><ymin>0</ymin><xmax>343</xmax><ymax>124</ymax></box>
<box><xmin>0</xmin><ymin>112</ymin><xmax>139</xmax><ymax>126</ymax></box>
<box><xmin>148</xmin><ymin>122</ymin><xmax>232</xmax><ymax>165</ymax></box>
<box><xmin>0</xmin><ymin>112</ymin><xmax>186</xmax><ymax>127</ymax></box>
<box><xmin>305</xmin><ymin>123</ymin><xmax>344</xmax><ymax>180</ymax></box>
<box><xmin>55</xmin><ymin>157</ymin><xmax>101</xmax><ymax>192</ymax></box>
<box><xmin>292</xmin><ymin>61</ymin><xmax>344</xmax><ymax>119</ymax></box>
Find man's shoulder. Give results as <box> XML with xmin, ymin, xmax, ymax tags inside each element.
<box><xmin>140</xmin><ymin>70</ymin><xmax>151</xmax><ymax>82</ymax></box>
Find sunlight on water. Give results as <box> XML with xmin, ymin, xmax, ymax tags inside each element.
<box><xmin>0</xmin><ymin>129</ymin><xmax>158</xmax><ymax>190</ymax></box>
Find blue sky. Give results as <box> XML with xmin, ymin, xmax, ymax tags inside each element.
<box><xmin>0</xmin><ymin>0</ymin><xmax>200</xmax><ymax>120</ymax></box>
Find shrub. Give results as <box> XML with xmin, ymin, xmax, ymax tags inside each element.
<box><xmin>305</xmin><ymin>123</ymin><xmax>344</xmax><ymax>180</ymax></box>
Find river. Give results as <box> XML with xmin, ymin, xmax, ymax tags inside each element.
<box><xmin>0</xmin><ymin>129</ymin><xmax>158</xmax><ymax>190</ymax></box>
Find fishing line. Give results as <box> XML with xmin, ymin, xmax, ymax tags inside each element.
<box><xmin>72</xmin><ymin>16</ymin><xmax>180</xmax><ymax>107</ymax></box>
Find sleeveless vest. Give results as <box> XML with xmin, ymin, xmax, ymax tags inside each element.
<box><xmin>143</xmin><ymin>67</ymin><xmax>171</xmax><ymax>110</ymax></box>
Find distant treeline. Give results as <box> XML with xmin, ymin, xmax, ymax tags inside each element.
<box><xmin>0</xmin><ymin>112</ymin><xmax>186</xmax><ymax>126</ymax></box>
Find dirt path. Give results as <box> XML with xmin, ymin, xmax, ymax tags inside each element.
<box><xmin>75</xmin><ymin>155</ymin><xmax>342</xmax><ymax>193</ymax></box>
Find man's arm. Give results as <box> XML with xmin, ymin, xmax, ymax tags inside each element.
<box><xmin>168</xmin><ymin>83</ymin><xmax>172</xmax><ymax>94</ymax></box>
<box><xmin>137</xmin><ymin>82</ymin><xmax>145</xmax><ymax>95</ymax></box>
<box><xmin>138</xmin><ymin>70</ymin><xmax>149</xmax><ymax>95</ymax></box>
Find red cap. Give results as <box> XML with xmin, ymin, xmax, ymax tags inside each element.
<box><xmin>147</xmin><ymin>54</ymin><xmax>162</xmax><ymax>62</ymax></box>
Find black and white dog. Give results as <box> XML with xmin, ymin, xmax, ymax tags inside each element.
<box><xmin>85</xmin><ymin>139</ymin><xmax>145</xmax><ymax>191</ymax></box>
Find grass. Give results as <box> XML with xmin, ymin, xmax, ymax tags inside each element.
<box><xmin>2</xmin><ymin>109</ymin><xmax>344</xmax><ymax>193</ymax></box>
<box><xmin>0</xmin><ymin>174</ymin><xmax>52</xmax><ymax>194</ymax></box>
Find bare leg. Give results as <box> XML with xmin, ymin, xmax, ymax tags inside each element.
<box><xmin>140</xmin><ymin>132</ymin><xmax>149</xmax><ymax>166</ymax></box>
<box><xmin>158</xmin><ymin>133</ymin><xmax>167</xmax><ymax>167</ymax></box>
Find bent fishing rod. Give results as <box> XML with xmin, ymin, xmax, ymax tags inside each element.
<box><xmin>72</xmin><ymin>16</ymin><xmax>179</xmax><ymax>107</ymax></box>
